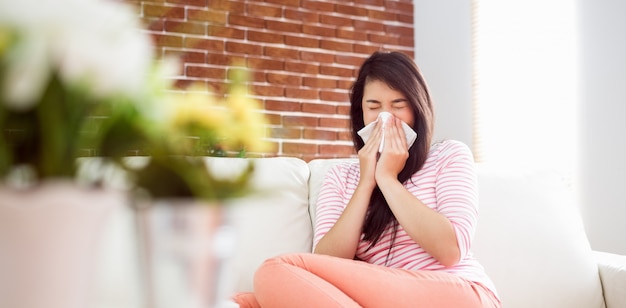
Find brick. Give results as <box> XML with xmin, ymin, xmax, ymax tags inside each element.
<box><xmin>299</xmin><ymin>154</ymin><xmax>318</xmax><ymax>162</ymax></box>
<box><xmin>226</xmin><ymin>41</ymin><xmax>263</xmax><ymax>56</ymax></box>
<box><xmin>206</xmin><ymin>52</ymin><xmax>235</xmax><ymax>66</ymax></box>
<box><xmin>264</xmin><ymin>113</ymin><xmax>282</xmax><ymax>125</ymax></box>
<box><xmin>264</xmin><ymin>46</ymin><xmax>300</xmax><ymax>60</ymax></box>
<box><xmin>399</xmin><ymin>35</ymin><xmax>414</xmax><ymax>47</ymax></box>
<box><xmin>353</xmin><ymin>19</ymin><xmax>384</xmax><ymax>32</ymax></box>
<box><xmin>165</xmin><ymin>50</ymin><xmax>206</xmax><ymax>63</ymax></box>
<box><xmin>354</xmin><ymin>43</ymin><xmax>381</xmax><ymax>56</ymax></box>
<box><xmin>269</xmin><ymin>127</ymin><xmax>302</xmax><ymax>139</ymax></box>
<box><xmin>186</xmin><ymin>65</ymin><xmax>226</xmax><ymax>79</ymax></box>
<box><xmin>265</xmin><ymin>0</ymin><xmax>301</xmax><ymax>7</ymax></box>
<box><xmin>285</xmin><ymin>87</ymin><xmax>319</xmax><ymax>100</ymax></box>
<box><xmin>335</xmin><ymin>54</ymin><xmax>366</xmax><ymax>67</ymax></box>
<box><xmin>167</xmin><ymin>0</ymin><xmax>206</xmax><ymax>8</ymax></box>
<box><xmin>302</xmin><ymin>102</ymin><xmax>336</xmax><ymax>114</ymax></box>
<box><xmin>335</xmin><ymin>4</ymin><xmax>367</xmax><ymax>16</ymax></box>
<box><xmin>302</xmin><ymin>0</ymin><xmax>333</xmax><ymax>12</ymax></box>
<box><xmin>258</xmin><ymin>141</ymin><xmax>280</xmax><ymax>153</ymax></box>
<box><xmin>185</xmin><ymin>37</ymin><xmax>224</xmax><ymax>51</ymax></box>
<box><xmin>284</xmin><ymin>8</ymin><xmax>319</xmax><ymax>23</ymax></box>
<box><xmin>320</xmin><ymin>90</ymin><xmax>349</xmax><ymax>103</ymax></box>
<box><xmin>208</xmin><ymin>25</ymin><xmax>245</xmax><ymax>39</ymax></box>
<box><xmin>385</xmin><ymin>1</ymin><xmax>413</xmax><ymax>13</ymax></box>
<box><xmin>207</xmin><ymin>81</ymin><xmax>228</xmax><ymax>95</ymax></box>
<box><xmin>303</xmin><ymin>128</ymin><xmax>337</xmax><ymax>140</ymax></box>
<box><xmin>385</xmin><ymin>24</ymin><xmax>414</xmax><ymax>37</ymax></box>
<box><xmin>252</xmin><ymin>84</ymin><xmax>285</xmax><ymax>97</ymax></box>
<box><xmin>337</xmin><ymin>129</ymin><xmax>353</xmax><ymax>141</ymax></box>
<box><xmin>248</xmin><ymin>30</ymin><xmax>284</xmax><ymax>44</ymax></box>
<box><xmin>147</xmin><ymin>19</ymin><xmax>164</xmax><ymax>31</ymax></box>
<box><xmin>319</xmin><ymin>14</ymin><xmax>353</xmax><ymax>27</ymax></box>
<box><xmin>265</xmin><ymin>100</ymin><xmax>302</xmax><ymax>112</ymax></box>
<box><xmin>320</xmin><ymin>65</ymin><xmax>354</xmax><ymax>78</ymax></box>
<box><xmin>283</xmin><ymin>142</ymin><xmax>318</xmax><ymax>155</ymax></box>
<box><xmin>208</xmin><ymin>0</ymin><xmax>244</xmax><ymax>11</ymax></box>
<box><xmin>303</xmin><ymin>77</ymin><xmax>336</xmax><ymax>89</ymax></box>
<box><xmin>367</xmin><ymin>10</ymin><xmax>398</xmax><ymax>21</ymax></box>
<box><xmin>355</xmin><ymin>0</ymin><xmax>384</xmax><ymax>5</ymax></box>
<box><xmin>152</xmin><ymin>33</ymin><xmax>184</xmax><ymax>48</ymax></box>
<box><xmin>143</xmin><ymin>4</ymin><xmax>185</xmax><ymax>19</ymax></box>
<box><xmin>285</xmin><ymin>61</ymin><xmax>319</xmax><ymax>74</ymax></box>
<box><xmin>267</xmin><ymin>20</ymin><xmax>303</xmax><ymax>34</ymax></box>
<box><xmin>165</xmin><ymin>21</ymin><xmax>206</xmax><ymax>35</ymax></box>
<box><xmin>229</xmin><ymin>13</ymin><xmax>265</xmax><ymax>29</ymax></box>
<box><xmin>397</xmin><ymin>12</ymin><xmax>414</xmax><ymax>24</ymax></box>
<box><xmin>248</xmin><ymin>70</ymin><xmax>266</xmax><ymax>83</ymax></box>
<box><xmin>188</xmin><ymin>9</ymin><xmax>228</xmax><ymax>24</ymax></box>
<box><xmin>267</xmin><ymin>73</ymin><xmax>302</xmax><ymax>86</ymax></box>
<box><xmin>246</xmin><ymin>3</ymin><xmax>282</xmax><ymax>18</ymax></box>
<box><xmin>337</xmin><ymin>79</ymin><xmax>354</xmax><ymax>90</ymax></box>
<box><xmin>368</xmin><ymin>33</ymin><xmax>399</xmax><ymax>45</ymax></box>
<box><xmin>303</xmin><ymin>24</ymin><xmax>335</xmax><ymax>37</ymax></box>
<box><xmin>284</xmin><ymin>115</ymin><xmax>319</xmax><ymax>127</ymax></box>
<box><xmin>248</xmin><ymin>57</ymin><xmax>284</xmax><ymax>70</ymax></box>
<box><xmin>174</xmin><ymin>78</ymin><xmax>205</xmax><ymax>90</ymax></box>
<box><xmin>319</xmin><ymin>144</ymin><xmax>356</xmax><ymax>156</ymax></box>
<box><xmin>336</xmin><ymin>28</ymin><xmax>368</xmax><ymax>41</ymax></box>
<box><xmin>285</xmin><ymin>35</ymin><xmax>319</xmax><ymax>48</ymax></box>
<box><xmin>320</xmin><ymin>117</ymin><xmax>350</xmax><ymax>128</ymax></box>
<box><xmin>300</xmin><ymin>51</ymin><xmax>334</xmax><ymax>63</ymax></box>
<box><xmin>320</xmin><ymin>39</ymin><xmax>353</xmax><ymax>52</ymax></box>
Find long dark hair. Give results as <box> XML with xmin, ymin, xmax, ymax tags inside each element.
<box><xmin>350</xmin><ymin>51</ymin><xmax>434</xmax><ymax>250</ymax></box>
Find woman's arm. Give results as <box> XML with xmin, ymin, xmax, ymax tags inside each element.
<box><xmin>314</xmin><ymin>120</ymin><xmax>384</xmax><ymax>259</ymax></box>
<box><xmin>313</xmin><ymin>181</ymin><xmax>373</xmax><ymax>258</ymax></box>
<box><xmin>375</xmin><ymin>117</ymin><xmax>465</xmax><ymax>267</ymax></box>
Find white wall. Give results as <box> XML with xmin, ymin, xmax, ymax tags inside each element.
<box><xmin>577</xmin><ymin>0</ymin><xmax>626</xmax><ymax>254</ymax></box>
<box><xmin>413</xmin><ymin>0</ymin><xmax>473</xmax><ymax>147</ymax></box>
<box><xmin>415</xmin><ymin>0</ymin><xmax>626</xmax><ymax>254</ymax></box>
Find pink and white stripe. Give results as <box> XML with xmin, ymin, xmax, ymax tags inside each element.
<box><xmin>313</xmin><ymin>140</ymin><xmax>497</xmax><ymax>296</ymax></box>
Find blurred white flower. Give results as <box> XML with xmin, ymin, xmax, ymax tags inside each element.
<box><xmin>0</xmin><ymin>0</ymin><xmax>154</xmax><ymax>110</ymax></box>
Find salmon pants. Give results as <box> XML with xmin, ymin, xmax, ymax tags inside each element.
<box><xmin>233</xmin><ymin>253</ymin><xmax>501</xmax><ymax>308</ymax></box>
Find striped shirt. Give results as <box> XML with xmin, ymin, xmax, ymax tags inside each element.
<box><xmin>313</xmin><ymin>140</ymin><xmax>498</xmax><ymax>297</ymax></box>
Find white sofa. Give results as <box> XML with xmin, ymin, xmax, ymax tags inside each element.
<box><xmin>94</xmin><ymin>157</ymin><xmax>626</xmax><ymax>308</ymax></box>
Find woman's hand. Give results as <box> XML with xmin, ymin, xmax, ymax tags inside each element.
<box><xmin>376</xmin><ymin>116</ymin><xmax>409</xmax><ymax>183</ymax></box>
<box><xmin>357</xmin><ymin>119</ymin><xmax>383</xmax><ymax>190</ymax></box>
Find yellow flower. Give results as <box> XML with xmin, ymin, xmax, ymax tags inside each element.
<box><xmin>0</xmin><ymin>28</ymin><xmax>11</xmax><ymax>56</ymax></box>
<box><xmin>224</xmin><ymin>85</ymin><xmax>270</xmax><ymax>153</ymax></box>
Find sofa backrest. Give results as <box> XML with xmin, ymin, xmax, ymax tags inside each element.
<box><xmin>223</xmin><ymin>157</ymin><xmax>313</xmax><ymax>293</ymax></box>
<box><xmin>471</xmin><ymin>163</ymin><xmax>605</xmax><ymax>308</ymax></box>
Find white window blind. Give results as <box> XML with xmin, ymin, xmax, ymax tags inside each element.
<box><xmin>471</xmin><ymin>0</ymin><xmax>578</xmax><ymax>175</ymax></box>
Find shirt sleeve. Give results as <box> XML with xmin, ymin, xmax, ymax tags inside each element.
<box><xmin>312</xmin><ymin>163</ymin><xmax>350</xmax><ymax>250</ymax></box>
<box><xmin>434</xmin><ymin>140</ymin><xmax>479</xmax><ymax>260</ymax></box>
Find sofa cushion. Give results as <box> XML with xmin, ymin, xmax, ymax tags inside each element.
<box><xmin>212</xmin><ymin>157</ymin><xmax>312</xmax><ymax>293</ymax></box>
<box><xmin>472</xmin><ymin>164</ymin><xmax>605</xmax><ymax>308</ymax></box>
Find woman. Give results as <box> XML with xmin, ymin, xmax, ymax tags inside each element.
<box><xmin>234</xmin><ymin>51</ymin><xmax>501</xmax><ymax>307</ymax></box>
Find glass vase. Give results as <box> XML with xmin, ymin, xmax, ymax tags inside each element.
<box><xmin>135</xmin><ymin>199</ymin><xmax>237</xmax><ymax>308</ymax></box>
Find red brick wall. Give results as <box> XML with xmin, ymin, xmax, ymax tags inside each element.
<box><xmin>128</xmin><ymin>0</ymin><xmax>414</xmax><ymax>161</ymax></box>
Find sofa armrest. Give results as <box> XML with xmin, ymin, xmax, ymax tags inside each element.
<box><xmin>594</xmin><ymin>251</ymin><xmax>626</xmax><ymax>308</ymax></box>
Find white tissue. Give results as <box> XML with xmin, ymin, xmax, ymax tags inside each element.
<box><xmin>357</xmin><ymin>112</ymin><xmax>418</xmax><ymax>152</ymax></box>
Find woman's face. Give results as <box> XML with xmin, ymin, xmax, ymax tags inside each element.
<box><xmin>361</xmin><ymin>79</ymin><xmax>415</xmax><ymax>127</ymax></box>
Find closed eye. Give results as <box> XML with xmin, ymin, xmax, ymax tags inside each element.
<box><xmin>365</xmin><ymin>100</ymin><xmax>382</xmax><ymax>110</ymax></box>
<box><xmin>392</xmin><ymin>100</ymin><xmax>408</xmax><ymax>109</ymax></box>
